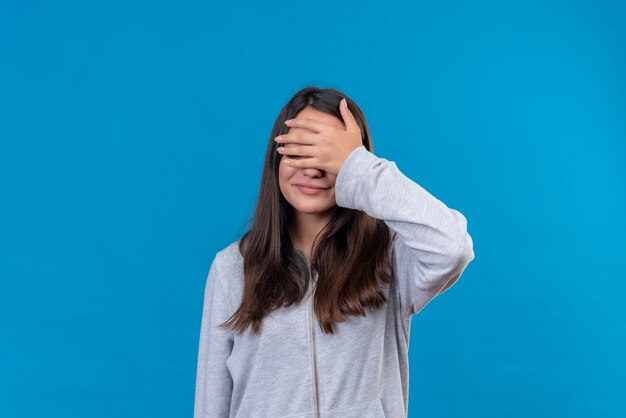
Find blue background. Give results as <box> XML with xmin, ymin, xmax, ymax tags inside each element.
<box><xmin>1</xmin><ymin>0</ymin><xmax>625</xmax><ymax>417</ymax></box>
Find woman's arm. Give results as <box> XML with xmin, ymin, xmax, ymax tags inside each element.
<box><xmin>194</xmin><ymin>255</ymin><xmax>234</xmax><ymax>417</ymax></box>
<box><xmin>335</xmin><ymin>145</ymin><xmax>475</xmax><ymax>319</ymax></box>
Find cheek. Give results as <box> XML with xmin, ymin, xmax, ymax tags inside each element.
<box><xmin>327</xmin><ymin>174</ymin><xmax>338</xmax><ymax>188</ymax></box>
<box><xmin>278</xmin><ymin>161</ymin><xmax>297</xmax><ymax>191</ymax></box>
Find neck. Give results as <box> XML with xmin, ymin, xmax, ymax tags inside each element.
<box><xmin>289</xmin><ymin>209</ymin><xmax>335</xmax><ymax>255</ymax></box>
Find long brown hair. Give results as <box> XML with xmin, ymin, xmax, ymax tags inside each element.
<box><xmin>220</xmin><ymin>86</ymin><xmax>396</xmax><ymax>335</ymax></box>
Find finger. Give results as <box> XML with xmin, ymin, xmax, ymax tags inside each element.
<box><xmin>277</xmin><ymin>145</ymin><xmax>315</xmax><ymax>158</ymax></box>
<box><xmin>339</xmin><ymin>98</ymin><xmax>360</xmax><ymax>135</ymax></box>
<box><xmin>283</xmin><ymin>155</ymin><xmax>317</xmax><ymax>168</ymax></box>
<box><xmin>284</xmin><ymin>117</ymin><xmax>329</xmax><ymax>133</ymax></box>
<box><xmin>275</xmin><ymin>132</ymin><xmax>316</xmax><ymax>145</ymax></box>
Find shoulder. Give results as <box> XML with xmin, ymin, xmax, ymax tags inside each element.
<box><xmin>211</xmin><ymin>239</ymin><xmax>244</xmax><ymax>308</ymax></box>
<box><xmin>214</xmin><ymin>239</ymin><xmax>243</xmax><ymax>270</ymax></box>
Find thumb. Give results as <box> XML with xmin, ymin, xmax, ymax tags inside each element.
<box><xmin>339</xmin><ymin>98</ymin><xmax>359</xmax><ymax>134</ymax></box>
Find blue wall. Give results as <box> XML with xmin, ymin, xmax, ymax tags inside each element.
<box><xmin>1</xmin><ymin>1</ymin><xmax>624</xmax><ymax>417</ymax></box>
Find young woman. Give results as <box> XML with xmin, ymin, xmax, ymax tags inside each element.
<box><xmin>194</xmin><ymin>86</ymin><xmax>475</xmax><ymax>418</ymax></box>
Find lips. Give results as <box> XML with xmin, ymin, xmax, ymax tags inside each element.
<box><xmin>295</xmin><ymin>184</ymin><xmax>328</xmax><ymax>190</ymax></box>
<box><xmin>295</xmin><ymin>184</ymin><xmax>330</xmax><ymax>195</ymax></box>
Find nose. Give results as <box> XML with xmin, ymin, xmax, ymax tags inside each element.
<box><xmin>302</xmin><ymin>166</ymin><xmax>324</xmax><ymax>177</ymax></box>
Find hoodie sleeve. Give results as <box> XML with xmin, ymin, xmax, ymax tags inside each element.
<box><xmin>194</xmin><ymin>255</ymin><xmax>234</xmax><ymax>418</ymax></box>
<box><xmin>334</xmin><ymin>145</ymin><xmax>475</xmax><ymax>320</ymax></box>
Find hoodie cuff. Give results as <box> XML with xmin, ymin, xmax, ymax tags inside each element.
<box><xmin>334</xmin><ymin>145</ymin><xmax>376</xmax><ymax>209</ymax></box>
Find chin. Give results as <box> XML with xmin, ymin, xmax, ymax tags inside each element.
<box><xmin>291</xmin><ymin>200</ymin><xmax>336</xmax><ymax>214</ymax></box>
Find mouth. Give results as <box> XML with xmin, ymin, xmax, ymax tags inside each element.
<box><xmin>294</xmin><ymin>184</ymin><xmax>330</xmax><ymax>195</ymax></box>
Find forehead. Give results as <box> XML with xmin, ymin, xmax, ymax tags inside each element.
<box><xmin>293</xmin><ymin>106</ymin><xmax>345</xmax><ymax>130</ymax></box>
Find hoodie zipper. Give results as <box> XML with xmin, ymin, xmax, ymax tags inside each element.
<box><xmin>295</xmin><ymin>247</ymin><xmax>321</xmax><ymax>418</ymax></box>
<box><xmin>310</xmin><ymin>282</ymin><xmax>320</xmax><ymax>418</ymax></box>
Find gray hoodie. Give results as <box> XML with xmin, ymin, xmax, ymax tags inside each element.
<box><xmin>194</xmin><ymin>145</ymin><xmax>475</xmax><ymax>418</ymax></box>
